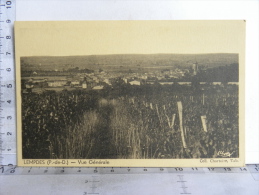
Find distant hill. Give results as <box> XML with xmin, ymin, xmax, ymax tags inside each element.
<box><xmin>21</xmin><ymin>53</ymin><xmax>238</xmax><ymax>72</ymax></box>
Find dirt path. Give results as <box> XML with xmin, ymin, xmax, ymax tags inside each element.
<box><xmin>88</xmin><ymin>105</ymin><xmax>117</xmax><ymax>159</ymax></box>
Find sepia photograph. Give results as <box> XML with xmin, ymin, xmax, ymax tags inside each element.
<box><xmin>15</xmin><ymin>21</ymin><xmax>245</xmax><ymax>167</ymax></box>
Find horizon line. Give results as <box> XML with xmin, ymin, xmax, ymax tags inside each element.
<box><xmin>21</xmin><ymin>53</ymin><xmax>239</xmax><ymax>58</ymax></box>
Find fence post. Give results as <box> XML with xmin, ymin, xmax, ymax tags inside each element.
<box><xmin>177</xmin><ymin>101</ymin><xmax>187</xmax><ymax>148</ymax></box>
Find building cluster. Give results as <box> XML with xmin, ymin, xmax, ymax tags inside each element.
<box><xmin>22</xmin><ymin>62</ymin><xmax>238</xmax><ymax>93</ymax></box>
<box><xmin>22</xmin><ymin>66</ymin><xmax>188</xmax><ymax>91</ymax></box>
<box><xmin>22</xmin><ymin>72</ymin><xmax>108</xmax><ymax>92</ymax></box>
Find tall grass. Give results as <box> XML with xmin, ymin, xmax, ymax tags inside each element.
<box><xmin>49</xmin><ymin>110</ymin><xmax>99</xmax><ymax>159</ymax></box>
<box><xmin>23</xmin><ymin>85</ymin><xmax>239</xmax><ymax>159</ymax></box>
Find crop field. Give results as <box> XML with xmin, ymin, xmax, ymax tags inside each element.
<box><xmin>22</xmin><ymin>84</ymin><xmax>238</xmax><ymax>159</ymax></box>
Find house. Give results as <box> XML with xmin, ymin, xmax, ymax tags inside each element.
<box><xmin>82</xmin><ymin>81</ymin><xmax>87</xmax><ymax>89</ymax></box>
<box><xmin>48</xmin><ymin>80</ymin><xmax>67</xmax><ymax>87</ymax></box>
<box><xmin>103</xmin><ymin>78</ymin><xmax>112</xmax><ymax>85</ymax></box>
<box><xmin>159</xmin><ymin>81</ymin><xmax>174</xmax><ymax>85</ymax></box>
<box><xmin>92</xmin><ymin>85</ymin><xmax>104</xmax><ymax>90</ymax></box>
<box><xmin>71</xmin><ymin>80</ymin><xmax>80</xmax><ymax>86</ymax></box>
<box><xmin>129</xmin><ymin>80</ymin><xmax>141</xmax><ymax>86</ymax></box>
<box><xmin>178</xmin><ymin>82</ymin><xmax>192</xmax><ymax>86</ymax></box>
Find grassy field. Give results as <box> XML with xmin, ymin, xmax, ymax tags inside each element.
<box><xmin>22</xmin><ymin>85</ymin><xmax>239</xmax><ymax>159</ymax></box>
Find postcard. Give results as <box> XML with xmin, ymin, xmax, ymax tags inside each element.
<box><xmin>15</xmin><ymin>21</ymin><xmax>245</xmax><ymax>167</ymax></box>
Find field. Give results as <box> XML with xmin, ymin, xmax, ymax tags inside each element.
<box><xmin>22</xmin><ymin>84</ymin><xmax>239</xmax><ymax>159</ymax></box>
<box><xmin>21</xmin><ymin>53</ymin><xmax>238</xmax><ymax>73</ymax></box>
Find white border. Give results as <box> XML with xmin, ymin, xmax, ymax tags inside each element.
<box><xmin>16</xmin><ymin>0</ymin><xmax>259</xmax><ymax>164</ymax></box>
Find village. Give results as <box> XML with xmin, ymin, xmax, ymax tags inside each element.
<box><xmin>21</xmin><ymin>62</ymin><xmax>238</xmax><ymax>93</ymax></box>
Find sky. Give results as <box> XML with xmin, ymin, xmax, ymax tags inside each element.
<box><xmin>15</xmin><ymin>20</ymin><xmax>245</xmax><ymax>57</ymax></box>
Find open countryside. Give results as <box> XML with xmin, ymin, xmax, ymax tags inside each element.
<box><xmin>21</xmin><ymin>53</ymin><xmax>239</xmax><ymax>159</ymax></box>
